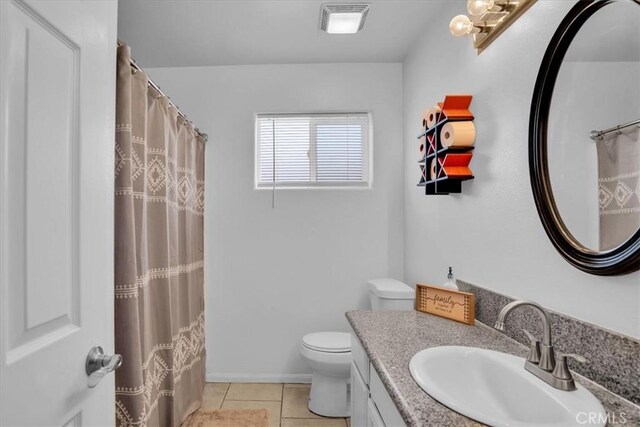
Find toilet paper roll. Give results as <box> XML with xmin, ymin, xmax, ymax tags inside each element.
<box><xmin>419</xmin><ymin>136</ymin><xmax>426</xmax><ymax>158</ymax></box>
<box><xmin>430</xmin><ymin>158</ymin><xmax>437</xmax><ymax>180</ymax></box>
<box><xmin>440</xmin><ymin>121</ymin><xmax>475</xmax><ymax>148</ymax></box>
<box><xmin>425</xmin><ymin>106</ymin><xmax>442</xmax><ymax>129</ymax></box>
<box><xmin>420</xmin><ymin>110</ymin><xmax>429</xmax><ymax>128</ymax></box>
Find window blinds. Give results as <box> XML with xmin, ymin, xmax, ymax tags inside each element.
<box><xmin>256</xmin><ymin>113</ymin><xmax>370</xmax><ymax>188</ymax></box>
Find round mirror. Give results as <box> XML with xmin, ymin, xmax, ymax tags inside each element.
<box><xmin>530</xmin><ymin>0</ymin><xmax>640</xmax><ymax>275</ymax></box>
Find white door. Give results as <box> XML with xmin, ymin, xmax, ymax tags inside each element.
<box><xmin>0</xmin><ymin>0</ymin><xmax>118</xmax><ymax>425</ymax></box>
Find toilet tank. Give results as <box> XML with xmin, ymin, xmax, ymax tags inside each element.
<box><xmin>367</xmin><ymin>278</ymin><xmax>415</xmax><ymax>311</ymax></box>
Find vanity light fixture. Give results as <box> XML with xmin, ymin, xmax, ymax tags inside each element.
<box><xmin>467</xmin><ymin>0</ymin><xmax>516</xmax><ymax>16</ymax></box>
<box><xmin>320</xmin><ymin>4</ymin><xmax>370</xmax><ymax>34</ymax></box>
<box><xmin>449</xmin><ymin>0</ymin><xmax>536</xmax><ymax>53</ymax></box>
<box><xmin>449</xmin><ymin>15</ymin><xmax>494</xmax><ymax>37</ymax></box>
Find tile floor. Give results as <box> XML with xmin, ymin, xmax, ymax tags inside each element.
<box><xmin>195</xmin><ymin>382</ymin><xmax>351</xmax><ymax>427</ymax></box>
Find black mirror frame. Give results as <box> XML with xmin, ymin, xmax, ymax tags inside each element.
<box><xmin>529</xmin><ymin>0</ymin><xmax>640</xmax><ymax>276</ymax></box>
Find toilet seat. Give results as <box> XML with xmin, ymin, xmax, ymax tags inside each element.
<box><xmin>302</xmin><ymin>332</ymin><xmax>351</xmax><ymax>353</ymax></box>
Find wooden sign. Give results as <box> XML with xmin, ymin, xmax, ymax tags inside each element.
<box><xmin>415</xmin><ymin>284</ymin><xmax>475</xmax><ymax>325</ymax></box>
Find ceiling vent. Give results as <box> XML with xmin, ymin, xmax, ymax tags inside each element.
<box><xmin>320</xmin><ymin>4</ymin><xmax>370</xmax><ymax>34</ymax></box>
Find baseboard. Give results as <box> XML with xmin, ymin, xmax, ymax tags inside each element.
<box><xmin>206</xmin><ymin>372</ymin><xmax>313</xmax><ymax>383</ymax></box>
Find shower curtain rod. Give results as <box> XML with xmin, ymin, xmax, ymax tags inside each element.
<box><xmin>590</xmin><ymin>118</ymin><xmax>640</xmax><ymax>141</ymax></box>
<box><xmin>118</xmin><ymin>42</ymin><xmax>208</xmax><ymax>143</ymax></box>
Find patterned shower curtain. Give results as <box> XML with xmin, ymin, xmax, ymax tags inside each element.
<box><xmin>597</xmin><ymin>126</ymin><xmax>640</xmax><ymax>250</ymax></box>
<box><xmin>114</xmin><ymin>44</ymin><xmax>206</xmax><ymax>426</ymax></box>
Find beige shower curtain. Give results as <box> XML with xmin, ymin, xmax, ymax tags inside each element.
<box><xmin>114</xmin><ymin>45</ymin><xmax>206</xmax><ymax>427</ymax></box>
<box><xmin>597</xmin><ymin>127</ymin><xmax>640</xmax><ymax>250</ymax></box>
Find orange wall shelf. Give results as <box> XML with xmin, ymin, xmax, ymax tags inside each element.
<box><xmin>417</xmin><ymin>95</ymin><xmax>475</xmax><ymax>195</ymax></box>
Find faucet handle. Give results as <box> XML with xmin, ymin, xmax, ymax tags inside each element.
<box><xmin>523</xmin><ymin>329</ymin><xmax>541</xmax><ymax>364</ymax></box>
<box><xmin>552</xmin><ymin>352</ymin><xmax>587</xmax><ymax>381</ymax></box>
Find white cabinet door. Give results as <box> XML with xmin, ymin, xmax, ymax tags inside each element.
<box><xmin>0</xmin><ymin>0</ymin><xmax>117</xmax><ymax>425</ymax></box>
<box><xmin>367</xmin><ymin>399</ymin><xmax>385</xmax><ymax>427</ymax></box>
<box><xmin>351</xmin><ymin>332</ymin><xmax>369</xmax><ymax>384</ymax></box>
<box><xmin>350</xmin><ymin>361</ymin><xmax>369</xmax><ymax>427</ymax></box>
<box><xmin>369</xmin><ymin>365</ymin><xmax>406</xmax><ymax>427</ymax></box>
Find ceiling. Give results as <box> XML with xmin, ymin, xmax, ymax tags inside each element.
<box><xmin>117</xmin><ymin>0</ymin><xmax>447</xmax><ymax>67</ymax></box>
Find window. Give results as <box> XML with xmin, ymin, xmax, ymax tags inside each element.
<box><xmin>255</xmin><ymin>113</ymin><xmax>371</xmax><ymax>188</ymax></box>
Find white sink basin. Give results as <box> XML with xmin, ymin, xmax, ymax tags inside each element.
<box><xmin>409</xmin><ymin>346</ymin><xmax>606</xmax><ymax>427</ymax></box>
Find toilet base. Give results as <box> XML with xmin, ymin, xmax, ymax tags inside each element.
<box><xmin>308</xmin><ymin>372</ymin><xmax>350</xmax><ymax>417</ymax></box>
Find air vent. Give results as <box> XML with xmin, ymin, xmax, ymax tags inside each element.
<box><xmin>320</xmin><ymin>4</ymin><xmax>370</xmax><ymax>34</ymax></box>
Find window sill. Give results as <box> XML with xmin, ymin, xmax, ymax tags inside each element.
<box><xmin>255</xmin><ymin>183</ymin><xmax>372</xmax><ymax>191</ymax></box>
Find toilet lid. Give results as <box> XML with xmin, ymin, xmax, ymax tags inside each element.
<box><xmin>302</xmin><ymin>332</ymin><xmax>351</xmax><ymax>353</ymax></box>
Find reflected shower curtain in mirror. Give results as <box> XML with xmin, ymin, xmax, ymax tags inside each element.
<box><xmin>114</xmin><ymin>45</ymin><xmax>205</xmax><ymax>426</ymax></box>
<box><xmin>597</xmin><ymin>127</ymin><xmax>640</xmax><ymax>251</ymax></box>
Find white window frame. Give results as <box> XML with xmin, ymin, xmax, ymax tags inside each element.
<box><xmin>254</xmin><ymin>112</ymin><xmax>373</xmax><ymax>190</ymax></box>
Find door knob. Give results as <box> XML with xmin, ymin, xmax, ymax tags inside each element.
<box><xmin>86</xmin><ymin>346</ymin><xmax>122</xmax><ymax>388</ymax></box>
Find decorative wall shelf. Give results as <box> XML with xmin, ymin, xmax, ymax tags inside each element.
<box><xmin>417</xmin><ymin>95</ymin><xmax>475</xmax><ymax>195</ymax></box>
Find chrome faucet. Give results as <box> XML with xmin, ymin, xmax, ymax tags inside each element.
<box><xmin>495</xmin><ymin>300</ymin><xmax>585</xmax><ymax>391</ymax></box>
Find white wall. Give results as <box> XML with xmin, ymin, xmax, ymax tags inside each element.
<box><xmin>149</xmin><ymin>63</ymin><xmax>404</xmax><ymax>381</ymax></box>
<box><xmin>403</xmin><ymin>0</ymin><xmax>640</xmax><ymax>338</ymax></box>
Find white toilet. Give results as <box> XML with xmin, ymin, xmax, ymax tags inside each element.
<box><xmin>300</xmin><ymin>278</ymin><xmax>415</xmax><ymax>417</ymax></box>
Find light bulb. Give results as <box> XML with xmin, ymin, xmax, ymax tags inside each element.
<box><xmin>467</xmin><ymin>0</ymin><xmax>495</xmax><ymax>16</ymax></box>
<box><xmin>449</xmin><ymin>15</ymin><xmax>474</xmax><ymax>37</ymax></box>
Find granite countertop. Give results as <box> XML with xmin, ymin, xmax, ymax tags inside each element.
<box><xmin>346</xmin><ymin>310</ymin><xmax>640</xmax><ymax>427</ymax></box>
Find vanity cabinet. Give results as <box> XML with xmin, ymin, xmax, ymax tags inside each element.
<box><xmin>367</xmin><ymin>399</ymin><xmax>386</xmax><ymax>427</ymax></box>
<box><xmin>351</xmin><ymin>361</ymin><xmax>369</xmax><ymax>426</ymax></box>
<box><xmin>350</xmin><ymin>331</ymin><xmax>406</xmax><ymax>427</ymax></box>
<box><xmin>369</xmin><ymin>368</ymin><xmax>406</xmax><ymax>426</ymax></box>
